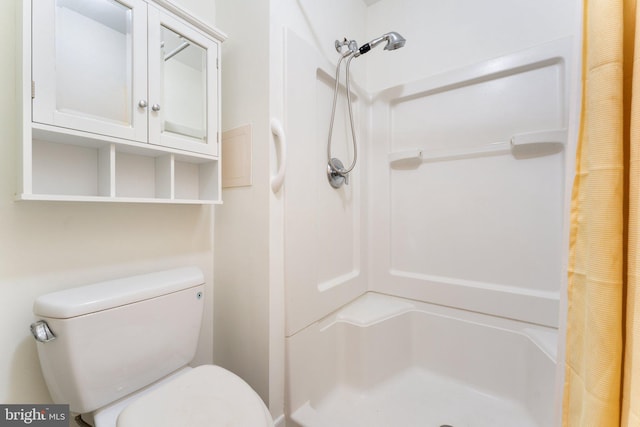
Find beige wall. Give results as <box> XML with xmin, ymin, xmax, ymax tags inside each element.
<box><xmin>213</xmin><ymin>0</ymin><xmax>271</xmax><ymax>406</ymax></box>
<box><xmin>1</xmin><ymin>0</ymin><xmax>216</xmax><ymax>404</ymax></box>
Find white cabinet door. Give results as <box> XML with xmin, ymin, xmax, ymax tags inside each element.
<box><xmin>32</xmin><ymin>0</ymin><xmax>148</xmax><ymax>143</ymax></box>
<box><xmin>147</xmin><ymin>6</ymin><xmax>219</xmax><ymax>156</ymax></box>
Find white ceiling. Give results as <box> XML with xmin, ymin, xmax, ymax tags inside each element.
<box><xmin>362</xmin><ymin>0</ymin><xmax>384</xmax><ymax>6</ymax></box>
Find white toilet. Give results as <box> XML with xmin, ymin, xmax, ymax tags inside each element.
<box><xmin>30</xmin><ymin>267</ymin><xmax>273</xmax><ymax>427</ymax></box>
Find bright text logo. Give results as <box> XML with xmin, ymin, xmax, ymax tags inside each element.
<box><xmin>0</xmin><ymin>405</ymin><xmax>68</xmax><ymax>427</ymax></box>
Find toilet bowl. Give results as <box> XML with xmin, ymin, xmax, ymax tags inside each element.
<box><xmin>114</xmin><ymin>366</ymin><xmax>272</xmax><ymax>427</ymax></box>
<box><xmin>90</xmin><ymin>366</ymin><xmax>273</xmax><ymax>427</ymax></box>
<box><xmin>30</xmin><ymin>267</ymin><xmax>273</xmax><ymax>427</ymax></box>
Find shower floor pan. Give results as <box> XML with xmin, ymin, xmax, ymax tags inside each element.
<box><xmin>292</xmin><ymin>368</ymin><xmax>536</xmax><ymax>427</ymax></box>
<box><xmin>286</xmin><ymin>292</ymin><xmax>557</xmax><ymax>427</ymax></box>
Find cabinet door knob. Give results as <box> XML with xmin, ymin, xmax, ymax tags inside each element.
<box><xmin>152</xmin><ymin>104</ymin><xmax>161</xmax><ymax>112</ymax></box>
<box><xmin>138</xmin><ymin>100</ymin><xmax>148</xmax><ymax>108</ymax></box>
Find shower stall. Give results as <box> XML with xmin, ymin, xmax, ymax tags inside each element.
<box><xmin>214</xmin><ymin>0</ymin><xmax>583</xmax><ymax>426</ymax></box>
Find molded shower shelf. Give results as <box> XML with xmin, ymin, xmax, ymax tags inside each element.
<box><xmin>389</xmin><ymin>128</ymin><xmax>567</xmax><ymax>168</ymax></box>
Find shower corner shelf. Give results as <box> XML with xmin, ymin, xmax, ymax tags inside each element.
<box><xmin>388</xmin><ymin>128</ymin><xmax>567</xmax><ymax>168</ymax></box>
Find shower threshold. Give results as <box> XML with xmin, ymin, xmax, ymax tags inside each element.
<box><xmin>290</xmin><ymin>367</ymin><xmax>539</xmax><ymax>427</ymax></box>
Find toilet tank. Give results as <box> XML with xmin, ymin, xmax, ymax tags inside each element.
<box><xmin>31</xmin><ymin>267</ymin><xmax>205</xmax><ymax>414</ymax></box>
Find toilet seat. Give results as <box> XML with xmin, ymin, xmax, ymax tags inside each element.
<box><xmin>116</xmin><ymin>365</ymin><xmax>273</xmax><ymax>427</ymax></box>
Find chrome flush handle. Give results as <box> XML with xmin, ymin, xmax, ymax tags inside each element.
<box><xmin>30</xmin><ymin>320</ymin><xmax>56</xmax><ymax>343</ymax></box>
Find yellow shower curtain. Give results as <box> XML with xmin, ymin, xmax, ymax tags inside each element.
<box><xmin>563</xmin><ymin>0</ymin><xmax>640</xmax><ymax>425</ymax></box>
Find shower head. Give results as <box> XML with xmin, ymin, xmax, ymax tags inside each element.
<box><xmin>355</xmin><ymin>31</ymin><xmax>406</xmax><ymax>57</ymax></box>
<box><xmin>380</xmin><ymin>31</ymin><xmax>407</xmax><ymax>51</ymax></box>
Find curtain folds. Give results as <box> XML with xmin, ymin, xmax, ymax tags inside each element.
<box><xmin>623</xmin><ymin>0</ymin><xmax>640</xmax><ymax>423</ymax></box>
<box><xmin>563</xmin><ymin>0</ymin><xmax>640</xmax><ymax>425</ymax></box>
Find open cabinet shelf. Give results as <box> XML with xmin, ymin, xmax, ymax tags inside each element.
<box><xmin>22</xmin><ymin>129</ymin><xmax>220</xmax><ymax>204</ymax></box>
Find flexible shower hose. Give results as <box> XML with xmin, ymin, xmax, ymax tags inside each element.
<box><xmin>327</xmin><ymin>50</ymin><xmax>358</xmax><ymax>175</ymax></box>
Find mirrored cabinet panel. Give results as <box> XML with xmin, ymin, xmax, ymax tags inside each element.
<box><xmin>55</xmin><ymin>0</ymin><xmax>134</xmax><ymax>126</ymax></box>
<box><xmin>161</xmin><ymin>26</ymin><xmax>207</xmax><ymax>141</ymax></box>
<box><xmin>148</xmin><ymin>7</ymin><xmax>218</xmax><ymax>156</ymax></box>
<box><xmin>21</xmin><ymin>0</ymin><xmax>226</xmax><ymax>204</ymax></box>
<box><xmin>33</xmin><ymin>0</ymin><xmax>147</xmax><ymax>142</ymax></box>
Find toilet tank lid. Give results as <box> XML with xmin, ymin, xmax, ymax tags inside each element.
<box><xmin>33</xmin><ymin>267</ymin><xmax>204</xmax><ymax>319</ymax></box>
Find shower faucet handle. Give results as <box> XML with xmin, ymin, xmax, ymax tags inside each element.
<box><xmin>328</xmin><ymin>158</ymin><xmax>349</xmax><ymax>189</ymax></box>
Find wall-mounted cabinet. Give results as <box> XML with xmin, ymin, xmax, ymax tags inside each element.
<box><xmin>18</xmin><ymin>0</ymin><xmax>226</xmax><ymax>204</ymax></box>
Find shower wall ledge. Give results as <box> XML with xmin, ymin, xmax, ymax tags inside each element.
<box><xmin>374</xmin><ymin>36</ymin><xmax>572</xmax><ymax>102</ymax></box>
<box><xmin>387</xmin><ymin>270</ymin><xmax>559</xmax><ymax>328</ymax></box>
